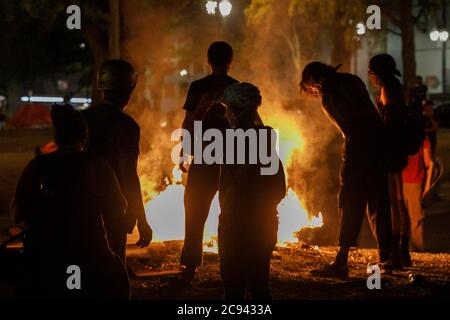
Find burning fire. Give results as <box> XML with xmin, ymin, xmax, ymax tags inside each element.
<box><xmin>140</xmin><ymin>108</ymin><xmax>323</xmax><ymax>249</ymax></box>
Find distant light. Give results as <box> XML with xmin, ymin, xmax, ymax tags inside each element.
<box><xmin>179</xmin><ymin>69</ymin><xmax>188</xmax><ymax>77</ymax></box>
<box><xmin>29</xmin><ymin>96</ymin><xmax>64</xmax><ymax>103</ymax></box>
<box><xmin>70</xmin><ymin>97</ymin><xmax>92</xmax><ymax>104</ymax></box>
<box><xmin>356</xmin><ymin>22</ymin><xmax>366</xmax><ymax>36</ymax></box>
<box><xmin>430</xmin><ymin>30</ymin><xmax>440</xmax><ymax>41</ymax></box>
<box><xmin>160</xmin><ymin>120</ymin><xmax>167</xmax><ymax>128</ymax></box>
<box><xmin>439</xmin><ymin>30</ymin><xmax>449</xmax><ymax>42</ymax></box>
<box><xmin>20</xmin><ymin>96</ymin><xmax>92</xmax><ymax>104</ymax></box>
<box><xmin>219</xmin><ymin>0</ymin><xmax>232</xmax><ymax>17</ymax></box>
<box><xmin>79</xmin><ymin>43</ymin><xmax>86</xmax><ymax>49</ymax></box>
<box><xmin>206</xmin><ymin>1</ymin><xmax>217</xmax><ymax>15</ymax></box>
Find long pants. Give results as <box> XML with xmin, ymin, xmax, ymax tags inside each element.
<box><xmin>338</xmin><ymin>159</ymin><xmax>393</xmax><ymax>261</ymax></box>
<box><xmin>181</xmin><ymin>163</ymin><xmax>220</xmax><ymax>268</ymax></box>
<box><xmin>108</xmin><ymin>231</ymin><xmax>127</xmax><ymax>262</ymax></box>
<box><xmin>388</xmin><ymin>173</ymin><xmax>410</xmax><ymax>236</ymax></box>
<box><xmin>403</xmin><ymin>183</ymin><xmax>424</xmax><ymax>250</ymax></box>
<box><xmin>218</xmin><ymin>220</ymin><xmax>277</xmax><ymax>300</ymax></box>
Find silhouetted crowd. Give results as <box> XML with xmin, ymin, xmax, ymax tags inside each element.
<box><xmin>8</xmin><ymin>42</ymin><xmax>438</xmax><ymax>299</ymax></box>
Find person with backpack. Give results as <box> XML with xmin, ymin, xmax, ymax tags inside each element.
<box><xmin>10</xmin><ymin>104</ymin><xmax>130</xmax><ymax>299</ymax></box>
<box><xmin>179</xmin><ymin>41</ymin><xmax>238</xmax><ymax>285</ymax></box>
<box><xmin>219</xmin><ymin>82</ymin><xmax>286</xmax><ymax>299</ymax></box>
<box><xmin>368</xmin><ymin>54</ymin><xmax>425</xmax><ymax>268</ymax></box>
<box><xmin>82</xmin><ymin>60</ymin><xmax>153</xmax><ymax>262</ymax></box>
<box><xmin>300</xmin><ymin>62</ymin><xmax>393</xmax><ymax>277</ymax></box>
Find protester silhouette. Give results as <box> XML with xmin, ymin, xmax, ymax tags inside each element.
<box><xmin>300</xmin><ymin>62</ymin><xmax>393</xmax><ymax>277</ymax></box>
<box><xmin>368</xmin><ymin>54</ymin><xmax>414</xmax><ymax>268</ymax></box>
<box><xmin>82</xmin><ymin>60</ymin><xmax>152</xmax><ymax>261</ymax></box>
<box><xmin>10</xmin><ymin>104</ymin><xmax>130</xmax><ymax>299</ymax></box>
<box><xmin>219</xmin><ymin>82</ymin><xmax>286</xmax><ymax>299</ymax></box>
<box><xmin>179</xmin><ymin>41</ymin><xmax>238</xmax><ymax>285</ymax></box>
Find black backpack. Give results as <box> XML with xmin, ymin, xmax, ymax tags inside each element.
<box><xmin>401</xmin><ymin>108</ymin><xmax>426</xmax><ymax>157</ymax></box>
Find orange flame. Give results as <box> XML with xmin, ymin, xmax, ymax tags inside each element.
<box><xmin>141</xmin><ymin>107</ymin><xmax>324</xmax><ymax>247</ymax></box>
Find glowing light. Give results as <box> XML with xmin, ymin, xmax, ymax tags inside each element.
<box><xmin>20</xmin><ymin>96</ymin><xmax>92</xmax><ymax>104</ymax></box>
<box><xmin>20</xmin><ymin>96</ymin><xmax>64</xmax><ymax>103</ymax></box>
<box><xmin>439</xmin><ymin>30</ymin><xmax>449</xmax><ymax>42</ymax></box>
<box><xmin>70</xmin><ymin>97</ymin><xmax>92</xmax><ymax>104</ymax></box>
<box><xmin>179</xmin><ymin>69</ymin><xmax>188</xmax><ymax>77</ymax></box>
<box><xmin>430</xmin><ymin>30</ymin><xmax>440</xmax><ymax>42</ymax></box>
<box><xmin>141</xmin><ymin>102</ymin><xmax>324</xmax><ymax>248</ymax></box>
<box><xmin>219</xmin><ymin>0</ymin><xmax>232</xmax><ymax>17</ymax></box>
<box><xmin>277</xmin><ymin>188</ymin><xmax>323</xmax><ymax>243</ymax></box>
<box><xmin>205</xmin><ymin>1</ymin><xmax>217</xmax><ymax>15</ymax></box>
<box><xmin>356</xmin><ymin>22</ymin><xmax>366</xmax><ymax>36</ymax></box>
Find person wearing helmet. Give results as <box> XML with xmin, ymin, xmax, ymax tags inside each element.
<box><xmin>178</xmin><ymin>42</ymin><xmax>238</xmax><ymax>285</ymax></box>
<box><xmin>218</xmin><ymin>82</ymin><xmax>286</xmax><ymax>299</ymax></box>
<box><xmin>300</xmin><ymin>62</ymin><xmax>393</xmax><ymax>277</ymax></box>
<box><xmin>82</xmin><ymin>59</ymin><xmax>152</xmax><ymax>262</ymax></box>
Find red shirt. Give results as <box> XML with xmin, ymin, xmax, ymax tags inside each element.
<box><xmin>402</xmin><ymin>139</ymin><xmax>430</xmax><ymax>184</ymax></box>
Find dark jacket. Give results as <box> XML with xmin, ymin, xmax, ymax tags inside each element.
<box><xmin>10</xmin><ymin>151</ymin><xmax>129</xmax><ymax>298</ymax></box>
<box><xmin>82</xmin><ymin>103</ymin><xmax>145</xmax><ymax>232</ymax></box>
<box><xmin>218</xmin><ymin>126</ymin><xmax>286</xmax><ymax>229</ymax></box>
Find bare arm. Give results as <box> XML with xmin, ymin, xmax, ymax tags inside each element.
<box><xmin>116</xmin><ymin>121</ymin><xmax>152</xmax><ymax>245</ymax></box>
<box><xmin>423</xmin><ymin>145</ymin><xmax>434</xmax><ymax>196</ymax></box>
<box><xmin>99</xmin><ymin>160</ymin><xmax>127</xmax><ymax>240</ymax></box>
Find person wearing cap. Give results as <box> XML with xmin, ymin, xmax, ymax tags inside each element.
<box><xmin>219</xmin><ymin>82</ymin><xmax>286</xmax><ymax>299</ymax></box>
<box><xmin>368</xmin><ymin>54</ymin><xmax>411</xmax><ymax>268</ymax></box>
<box><xmin>10</xmin><ymin>104</ymin><xmax>130</xmax><ymax>299</ymax></box>
<box><xmin>82</xmin><ymin>60</ymin><xmax>152</xmax><ymax>262</ymax></box>
<box><xmin>300</xmin><ymin>62</ymin><xmax>393</xmax><ymax>277</ymax></box>
<box><xmin>178</xmin><ymin>42</ymin><xmax>239</xmax><ymax>285</ymax></box>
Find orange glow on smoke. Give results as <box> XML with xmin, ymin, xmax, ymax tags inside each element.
<box><xmin>141</xmin><ymin>109</ymin><xmax>323</xmax><ymax>248</ymax></box>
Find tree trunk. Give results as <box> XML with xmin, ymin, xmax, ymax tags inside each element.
<box><xmin>400</xmin><ymin>0</ymin><xmax>416</xmax><ymax>87</ymax></box>
<box><xmin>109</xmin><ymin>0</ymin><xmax>121</xmax><ymax>59</ymax></box>
<box><xmin>331</xmin><ymin>6</ymin><xmax>352</xmax><ymax>72</ymax></box>
<box><xmin>84</xmin><ymin>25</ymin><xmax>108</xmax><ymax>105</ymax></box>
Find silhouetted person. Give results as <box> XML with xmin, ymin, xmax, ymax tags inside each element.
<box><xmin>369</xmin><ymin>54</ymin><xmax>411</xmax><ymax>268</ymax></box>
<box><xmin>82</xmin><ymin>60</ymin><xmax>152</xmax><ymax>261</ymax></box>
<box><xmin>407</xmin><ymin>76</ymin><xmax>428</xmax><ymax>117</ymax></box>
<box><xmin>179</xmin><ymin>41</ymin><xmax>238</xmax><ymax>284</ymax></box>
<box><xmin>219</xmin><ymin>83</ymin><xmax>286</xmax><ymax>299</ymax></box>
<box><xmin>402</xmin><ymin>137</ymin><xmax>433</xmax><ymax>252</ymax></box>
<box><xmin>300</xmin><ymin>62</ymin><xmax>393</xmax><ymax>277</ymax></box>
<box><xmin>10</xmin><ymin>104</ymin><xmax>130</xmax><ymax>299</ymax></box>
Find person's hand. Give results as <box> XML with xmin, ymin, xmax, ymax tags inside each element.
<box><xmin>136</xmin><ymin>221</ymin><xmax>152</xmax><ymax>247</ymax></box>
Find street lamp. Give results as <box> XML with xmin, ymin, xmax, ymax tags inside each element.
<box><xmin>429</xmin><ymin>29</ymin><xmax>448</xmax><ymax>42</ymax></box>
<box><xmin>206</xmin><ymin>0</ymin><xmax>232</xmax><ymax>17</ymax></box>
<box><xmin>355</xmin><ymin>22</ymin><xmax>366</xmax><ymax>36</ymax></box>
<box><xmin>439</xmin><ymin>30</ymin><xmax>449</xmax><ymax>42</ymax></box>
<box><xmin>219</xmin><ymin>0</ymin><xmax>232</xmax><ymax>17</ymax></box>
<box><xmin>205</xmin><ymin>1</ymin><xmax>217</xmax><ymax>15</ymax></box>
